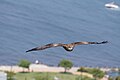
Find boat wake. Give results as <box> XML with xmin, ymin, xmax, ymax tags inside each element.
<box><xmin>105</xmin><ymin>2</ymin><xmax>120</xmax><ymax>10</ymax></box>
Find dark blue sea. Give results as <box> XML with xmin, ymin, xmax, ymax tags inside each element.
<box><xmin>0</xmin><ymin>0</ymin><xmax>120</xmax><ymax>67</ymax></box>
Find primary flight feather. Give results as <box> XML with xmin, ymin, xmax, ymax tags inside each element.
<box><xmin>26</xmin><ymin>41</ymin><xmax>108</xmax><ymax>52</ymax></box>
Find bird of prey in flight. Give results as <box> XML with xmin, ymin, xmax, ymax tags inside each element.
<box><xmin>26</xmin><ymin>41</ymin><xmax>108</xmax><ymax>52</ymax></box>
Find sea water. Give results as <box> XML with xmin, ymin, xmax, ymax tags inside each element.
<box><xmin>0</xmin><ymin>0</ymin><xmax>120</xmax><ymax>67</ymax></box>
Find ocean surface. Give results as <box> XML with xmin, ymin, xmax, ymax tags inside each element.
<box><xmin>0</xmin><ymin>0</ymin><xmax>120</xmax><ymax>67</ymax></box>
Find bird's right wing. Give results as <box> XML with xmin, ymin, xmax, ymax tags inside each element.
<box><xmin>26</xmin><ymin>43</ymin><xmax>63</xmax><ymax>52</ymax></box>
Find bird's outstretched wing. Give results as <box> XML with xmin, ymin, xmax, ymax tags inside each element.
<box><xmin>72</xmin><ymin>41</ymin><xmax>108</xmax><ymax>46</ymax></box>
<box><xmin>26</xmin><ymin>43</ymin><xmax>63</xmax><ymax>52</ymax></box>
<box><xmin>26</xmin><ymin>41</ymin><xmax>108</xmax><ymax>52</ymax></box>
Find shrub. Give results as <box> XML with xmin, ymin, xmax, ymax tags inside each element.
<box><xmin>58</xmin><ymin>59</ymin><xmax>73</xmax><ymax>73</ymax></box>
<box><xmin>18</xmin><ymin>59</ymin><xmax>31</xmax><ymax>72</ymax></box>
<box><xmin>77</xmin><ymin>67</ymin><xmax>105</xmax><ymax>79</ymax></box>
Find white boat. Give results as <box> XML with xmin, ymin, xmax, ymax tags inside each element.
<box><xmin>105</xmin><ymin>2</ymin><xmax>119</xmax><ymax>9</ymax></box>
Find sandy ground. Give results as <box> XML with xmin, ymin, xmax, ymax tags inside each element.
<box><xmin>0</xmin><ymin>64</ymin><xmax>111</xmax><ymax>80</ymax></box>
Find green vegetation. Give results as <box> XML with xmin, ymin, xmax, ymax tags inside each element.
<box><xmin>77</xmin><ymin>67</ymin><xmax>87</xmax><ymax>72</ymax></box>
<box><xmin>78</xmin><ymin>67</ymin><xmax>105</xmax><ymax>79</ymax></box>
<box><xmin>58</xmin><ymin>59</ymin><xmax>73</xmax><ymax>73</ymax></box>
<box><xmin>75</xmin><ymin>76</ymin><xmax>95</xmax><ymax>80</ymax></box>
<box><xmin>18</xmin><ymin>59</ymin><xmax>31</xmax><ymax>68</ymax></box>
<box><xmin>108</xmin><ymin>77</ymin><xmax>113</xmax><ymax>80</ymax></box>
<box><xmin>115</xmin><ymin>76</ymin><xmax>120</xmax><ymax>80</ymax></box>
<box><xmin>109</xmin><ymin>76</ymin><xmax>120</xmax><ymax>80</ymax></box>
<box><xmin>18</xmin><ymin>59</ymin><xmax>31</xmax><ymax>72</ymax></box>
<box><xmin>6</xmin><ymin>71</ymin><xmax>16</xmax><ymax>80</ymax></box>
<box><xmin>10</xmin><ymin>72</ymin><xmax>94</xmax><ymax>80</ymax></box>
<box><xmin>91</xmin><ymin>68</ymin><xmax>105</xmax><ymax>79</ymax></box>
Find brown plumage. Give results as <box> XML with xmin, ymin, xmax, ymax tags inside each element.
<box><xmin>26</xmin><ymin>41</ymin><xmax>108</xmax><ymax>52</ymax></box>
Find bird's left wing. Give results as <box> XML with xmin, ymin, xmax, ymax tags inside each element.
<box><xmin>72</xmin><ymin>41</ymin><xmax>108</xmax><ymax>46</ymax></box>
